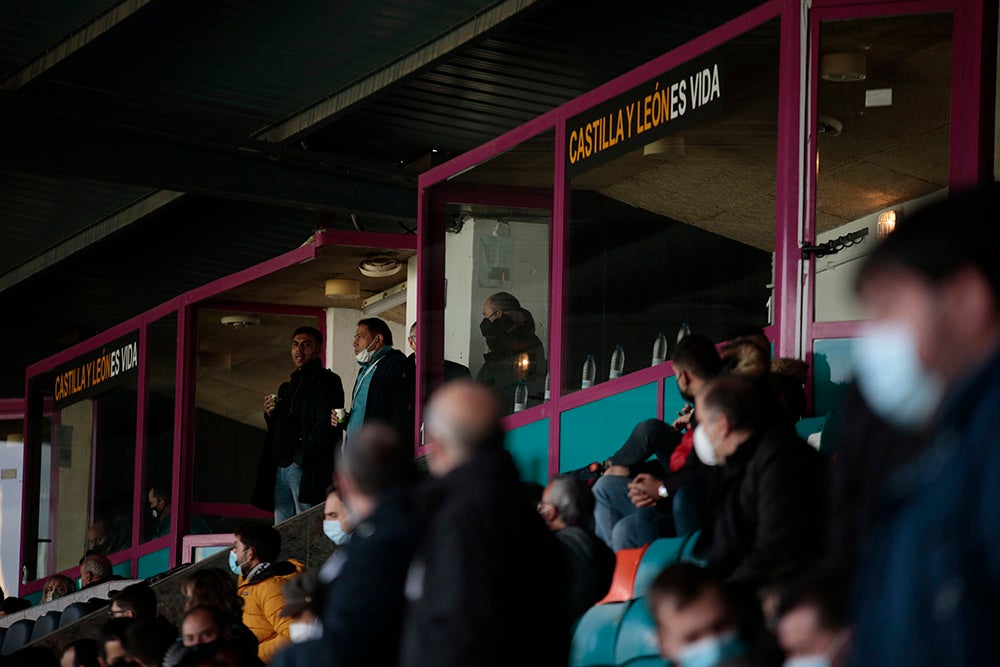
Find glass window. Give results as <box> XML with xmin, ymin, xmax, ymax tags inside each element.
<box><xmin>1</xmin><ymin>417</ymin><xmax>25</xmax><ymax>595</ymax></box>
<box><xmin>565</xmin><ymin>22</ymin><xmax>779</xmax><ymax>393</ymax></box>
<box><xmin>23</xmin><ymin>333</ymin><xmax>140</xmax><ymax>581</ymax></box>
<box><xmin>142</xmin><ymin>314</ymin><xmax>178</xmax><ymax>543</ymax></box>
<box><xmin>813</xmin><ymin>13</ymin><xmax>952</xmax><ymax>322</ymax></box>
<box><xmin>438</xmin><ymin>131</ymin><xmax>554</xmax><ymax>415</ymax></box>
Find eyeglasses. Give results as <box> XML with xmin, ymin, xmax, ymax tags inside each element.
<box><xmin>485</xmin><ymin>309</ymin><xmax>501</xmax><ymax>322</ymax></box>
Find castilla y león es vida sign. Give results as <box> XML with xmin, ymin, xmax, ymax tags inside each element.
<box><xmin>52</xmin><ymin>332</ymin><xmax>140</xmax><ymax>409</ymax></box>
<box><xmin>565</xmin><ymin>56</ymin><xmax>724</xmax><ymax>178</ymax></box>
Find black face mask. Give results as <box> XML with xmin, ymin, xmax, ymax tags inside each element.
<box><xmin>480</xmin><ymin>315</ymin><xmax>514</xmax><ymax>350</ymax></box>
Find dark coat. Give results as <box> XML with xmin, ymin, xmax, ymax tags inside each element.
<box><xmin>354</xmin><ymin>348</ymin><xmax>415</xmax><ymax>447</ymax></box>
<box><xmin>696</xmin><ymin>422</ymin><xmax>828</xmax><ymax>586</ymax></box>
<box><xmin>852</xmin><ymin>348</ymin><xmax>1000</xmax><ymax>667</ymax></box>
<box><xmin>252</xmin><ymin>359</ymin><xmax>344</xmax><ymax>510</ymax></box>
<box><xmin>476</xmin><ymin>312</ymin><xmax>547</xmax><ymax>414</ymax></box>
<box><xmin>556</xmin><ymin>526</ymin><xmax>616</xmax><ymax>621</ymax></box>
<box><xmin>400</xmin><ymin>448</ymin><xmax>569</xmax><ymax>667</ymax></box>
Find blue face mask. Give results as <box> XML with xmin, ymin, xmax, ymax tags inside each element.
<box><xmin>229</xmin><ymin>550</ymin><xmax>245</xmax><ymax>576</ymax></box>
<box><xmin>854</xmin><ymin>322</ymin><xmax>944</xmax><ymax>432</ymax></box>
<box><xmin>678</xmin><ymin>631</ymin><xmax>745</xmax><ymax>667</ymax></box>
<box><xmin>323</xmin><ymin>520</ymin><xmax>350</xmax><ymax>546</ymax></box>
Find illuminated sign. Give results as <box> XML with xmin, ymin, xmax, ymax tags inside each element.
<box><xmin>52</xmin><ymin>332</ymin><xmax>140</xmax><ymax>409</ymax></box>
<box><xmin>566</xmin><ymin>56</ymin><xmax>724</xmax><ymax>178</ymax></box>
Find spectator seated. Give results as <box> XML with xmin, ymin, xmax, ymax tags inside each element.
<box><xmin>569</xmin><ymin>600</ymin><xmax>629</xmax><ymax>667</ymax></box>
<box><xmin>0</xmin><ymin>618</ymin><xmax>34</xmax><ymax>655</ymax></box>
<box><xmin>597</xmin><ymin>546</ymin><xmax>648</xmax><ymax>605</ymax></box>
<box><xmin>29</xmin><ymin>610</ymin><xmax>61</xmax><ymax>641</ymax></box>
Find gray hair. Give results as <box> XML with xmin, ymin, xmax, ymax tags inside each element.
<box><xmin>547</xmin><ymin>475</ymin><xmax>595</xmax><ymax>529</ymax></box>
<box><xmin>487</xmin><ymin>292</ymin><xmax>521</xmax><ymax>314</ymax></box>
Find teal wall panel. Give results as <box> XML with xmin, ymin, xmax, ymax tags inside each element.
<box><xmin>812</xmin><ymin>338</ymin><xmax>858</xmax><ymax>416</ymax></box>
<box><xmin>138</xmin><ymin>548</ymin><xmax>170</xmax><ymax>579</ymax></box>
<box><xmin>113</xmin><ymin>560</ymin><xmax>132</xmax><ymax>579</ymax></box>
<box><xmin>560</xmin><ymin>383</ymin><xmax>659</xmax><ymax>472</ymax></box>
<box><xmin>662</xmin><ymin>375</ymin><xmax>686</xmax><ymax>426</ymax></box>
<box><xmin>24</xmin><ymin>590</ymin><xmax>42</xmax><ymax>605</ymax></box>
<box><xmin>507</xmin><ymin>418</ymin><xmax>550</xmax><ymax>486</ymax></box>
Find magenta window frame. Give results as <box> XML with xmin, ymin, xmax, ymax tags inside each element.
<box><xmin>19</xmin><ymin>230</ymin><xmax>415</xmax><ymax>592</ymax></box>
<box><xmin>800</xmin><ymin>0</ymin><xmax>996</xmax><ymax>396</ymax></box>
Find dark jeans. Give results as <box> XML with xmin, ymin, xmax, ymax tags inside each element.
<box><xmin>608</xmin><ymin>419</ymin><xmax>679</xmax><ymax>472</ymax></box>
<box><xmin>593</xmin><ymin>475</ymin><xmax>675</xmax><ymax>550</ymax></box>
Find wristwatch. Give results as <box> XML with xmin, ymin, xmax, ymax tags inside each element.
<box><xmin>657</xmin><ymin>484</ymin><xmax>669</xmax><ymax>499</ymax></box>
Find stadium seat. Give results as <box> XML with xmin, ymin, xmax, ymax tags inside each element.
<box><xmin>597</xmin><ymin>545</ymin><xmax>648</xmax><ymax>605</ymax></box>
<box><xmin>30</xmin><ymin>610</ymin><xmax>62</xmax><ymax>641</ymax></box>
<box><xmin>620</xmin><ymin>657</ymin><xmax>670</xmax><ymax>666</ymax></box>
<box><xmin>614</xmin><ymin>597</ymin><xmax>662</xmax><ymax>665</ymax></box>
<box><xmin>1</xmin><ymin>619</ymin><xmax>35</xmax><ymax>655</ymax></box>
<box><xmin>632</xmin><ymin>536</ymin><xmax>686</xmax><ymax>598</ymax></box>
<box><xmin>59</xmin><ymin>599</ymin><xmax>105</xmax><ymax>628</ymax></box>
<box><xmin>569</xmin><ymin>600</ymin><xmax>629</xmax><ymax>667</ymax></box>
<box><xmin>679</xmin><ymin>530</ymin><xmax>705</xmax><ymax>566</ymax></box>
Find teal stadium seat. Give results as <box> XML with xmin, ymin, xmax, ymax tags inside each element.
<box><xmin>679</xmin><ymin>530</ymin><xmax>704</xmax><ymax>566</ymax></box>
<box><xmin>614</xmin><ymin>598</ymin><xmax>665</xmax><ymax>666</ymax></box>
<box><xmin>632</xmin><ymin>536</ymin><xmax>686</xmax><ymax>598</ymax></box>
<box><xmin>570</xmin><ymin>600</ymin><xmax>629</xmax><ymax>667</ymax></box>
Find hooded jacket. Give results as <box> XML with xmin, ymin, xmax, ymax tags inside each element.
<box><xmin>237</xmin><ymin>558</ymin><xmax>306</xmax><ymax>662</ymax></box>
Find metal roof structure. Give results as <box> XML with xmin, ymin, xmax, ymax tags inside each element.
<box><xmin>0</xmin><ymin>0</ymin><xmax>765</xmax><ymax>393</ymax></box>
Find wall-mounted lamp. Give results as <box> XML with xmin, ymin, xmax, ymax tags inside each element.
<box><xmin>877</xmin><ymin>209</ymin><xmax>898</xmax><ymax>240</ymax></box>
<box><xmin>325</xmin><ymin>279</ymin><xmax>360</xmax><ymax>299</ymax></box>
<box><xmin>514</xmin><ymin>352</ymin><xmax>531</xmax><ymax>380</ymax></box>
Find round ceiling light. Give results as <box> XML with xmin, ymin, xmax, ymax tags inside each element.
<box><xmin>220</xmin><ymin>315</ymin><xmax>260</xmax><ymax>329</ymax></box>
<box><xmin>820</xmin><ymin>53</ymin><xmax>867</xmax><ymax>82</ymax></box>
<box><xmin>359</xmin><ymin>255</ymin><xmax>402</xmax><ymax>278</ymax></box>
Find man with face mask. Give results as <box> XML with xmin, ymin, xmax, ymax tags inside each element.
<box><xmin>690</xmin><ymin>375</ymin><xmax>827</xmax><ymax>588</ymax></box>
<box><xmin>476</xmin><ymin>292</ymin><xmax>547</xmax><ymax>415</ymax></box>
<box><xmin>331</xmin><ymin>318</ymin><xmax>413</xmax><ymax>448</ymax></box>
<box><xmin>849</xmin><ymin>186</ymin><xmax>1000</xmax><ymax>667</ymax></box>
<box><xmin>775</xmin><ymin>572</ymin><xmax>851</xmax><ymax>667</ymax></box>
<box><xmin>231</xmin><ymin>522</ymin><xmax>305</xmax><ymax>662</ymax></box>
<box><xmin>271</xmin><ymin>424</ymin><xmax>419</xmax><ymax>667</ymax></box>
<box><xmin>592</xmin><ymin>334</ymin><xmax>723</xmax><ymax>550</ymax></box>
<box><xmin>254</xmin><ymin>326</ymin><xmax>344</xmax><ymax>524</ymax></box>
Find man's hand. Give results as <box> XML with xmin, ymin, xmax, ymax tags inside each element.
<box><xmin>628</xmin><ymin>473</ymin><xmax>663</xmax><ymax>508</ymax></box>
<box><xmin>604</xmin><ymin>465</ymin><xmax>630</xmax><ymax>477</ymax></box>
<box><xmin>672</xmin><ymin>404</ymin><xmax>693</xmax><ymax>431</ymax></box>
<box><xmin>263</xmin><ymin>394</ymin><xmax>278</xmax><ymax>417</ymax></box>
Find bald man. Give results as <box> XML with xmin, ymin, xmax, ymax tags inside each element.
<box><xmin>400</xmin><ymin>381</ymin><xmax>568</xmax><ymax>667</ymax></box>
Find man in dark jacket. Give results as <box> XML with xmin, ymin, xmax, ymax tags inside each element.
<box><xmin>691</xmin><ymin>375</ymin><xmax>827</xmax><ymax>588</ymax></box>
<box><xmin>400</xmin><ymin>381</ymin><xmax>568</xmax><ymax>667</ymax></box>
<box><xmin>538</xmin><ymin>475</ymin><xmax>615</xmax><ymax>621</ymax></box>
<box><xmin>332</xmin><ymin>318</ymin><xmax>414</xmax><ymax>448</ymax></box>
<box><xmin>271</xmin><ymin>423</ymin><xmax>419</xmax><ymax>667</ymax></box>
<box><xmin>254</xmin><ymin>326</ymin><xmax>344</xmax><ymax>522</ymax></box>
<box><xmin>849</xmin><ymin>186</ymin><xmax>1000</xmax><ymax>667</ymax></box>
<box><xmin>476</xmin><ymin>292</ymin><xmax>547</xmax><ymax>414</ymax></box>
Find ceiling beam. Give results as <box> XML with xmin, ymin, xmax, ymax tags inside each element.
<box><xmin>254</xmin><ymin>0</ymin><xmax>544</xmax><ymax>144</ymax></box>
<box><xmin>1</xmin><ymin>0</ymin><xmax>156</xmax><ymax>91</ymax></box>
<box><xmin>0</xmin><ymin>112</ymin><xmax>417</xmax><ymax>218</ymax></box>
<box><xmin>0</xmin><ymin>190</ymin><xmax>184</xmax><ymax>293</ymax></box>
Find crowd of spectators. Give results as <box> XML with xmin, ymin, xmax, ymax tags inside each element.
<box><xmin>6</xmin><ymin>185</ymin><xmax>999</xmax><ymax>667</ymax></box>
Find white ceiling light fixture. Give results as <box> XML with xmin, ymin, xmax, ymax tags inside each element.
<box><xmin>325</xmin><ymin>278</ymin><xmax>360</xmax><ymax>298</ymax></box>
<box><xmin>359</xmin><ymin>254</ymin><xmax>402</xmax><ymax>278</ymax></box>
<box><xmin>220</xmin><ymin>315</ymin><xmax>260</xmax><ymax>329</ymax></box>
<box><xmin>362</xmin><ymin>282</ymin><xmax>407</xmax><ymax>316</ymax></box>
<box><xmin>820</xmin><ymin>53</ymin><xmax>867</xmax><ymax>82</ymax></box>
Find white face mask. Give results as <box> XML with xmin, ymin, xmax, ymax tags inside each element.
<box><xmin>323</xmin><ymin>519</ymin><xmax>350</xmax><ymax>546</ymax></box>
<box><xmin>784</xmin><ymin>656</ymin><xmax>831</xmax><ymax>667</ymax></box>
<box><xmin>853</xmin><ymin>321</ymin><xmax>944</xmax><ymax>432</ymax></box>
<box><xmin>288</xmin><ymin>619</ymin><xmax>322</xmax><ymax>643</ymax></box>
<box><xmin>693</xmin><ymin>424</ymin><xmax>719</xmax><ymax>466</ymax></box>
<box><xmin>355</xmin><ymin>337</ymin><xmax>379</xmax><ymax>364</ymax></box>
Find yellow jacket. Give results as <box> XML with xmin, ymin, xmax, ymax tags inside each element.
<box><xmin>237</xmin><ymin>559</ymin><xmax>306</xmax><ymax>662</ymax></box>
